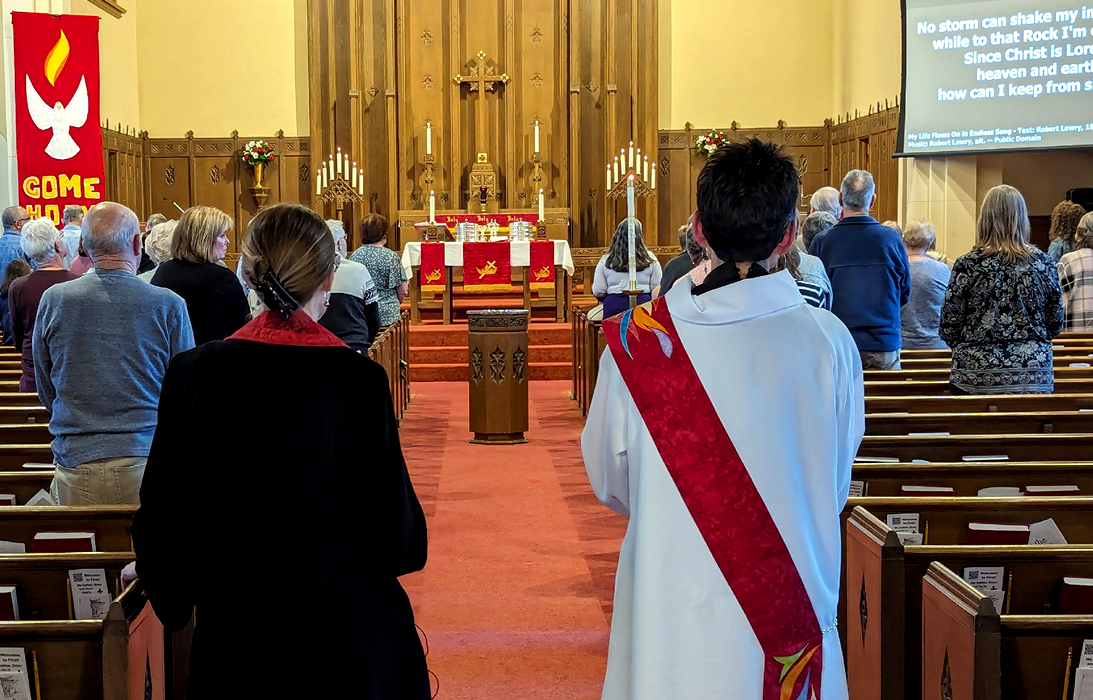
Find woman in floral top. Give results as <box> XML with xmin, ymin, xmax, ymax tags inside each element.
<box><xmin>940</xmin><ymin>185</ymin><xmax>1064</xmax><ymax>394</ymax></box>
<box><xmin>349</xmin><ymin>214</ymin><xmax>408</xmax><ymax>327</ymax></box>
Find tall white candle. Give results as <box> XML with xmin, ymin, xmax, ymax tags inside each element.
<box><xmin>539</xmin><ymin>189</ymin><xmax>545</xmax><ymax>222</ymax></box>
<box><xmin>344</xmin><ymin>155</ymin><xmax>350</xmax><ymax>177</ymax></box>
<box><xmin>629</xmin><ymin>142</ymin><xmax>634</xmax><ymax>170</ymax></box>
<box><xmin>317</xmin><ymin>171</ymin><xmax>323</xmax><ymax>196</ymax></box>
<box><xmin>336</xmin><ymin>148</ymin><xmax>342</xmax><ymax>176</ymax></box>
<box><xmin>607</xmin><ymin>166</ymin><xmax>612</xmax><ymax>192</ymax></box>
<box><xmin>352</xmin><ymin>163</ymin><xmax>358</xmax><ymax>188</ymax></box>
<box><xmin>426</xmin><ymin>122</ymin><xmax>432</xmax><ymax>155</ymax></box>
<box><xmin>651</xmin><ymin>163</ymin><xmax>657</xmax><ymax>190</ymax></box>
<box><xmin>636</xmin><ymin>148</ymin><xmax>642</xmax><ymax>173</ymax></box>
<box><xmin>322</xmin><ymin>167</ymin><xmax>329</xmax><ymax>188</ymax></box>
<box><xmin>534</xmin><ymin>121</ymin><xmax>540</xmax><ymax>153</ymax></box>
<box><xmin>627</xmin><ymin>178</ymin><xmax>637</xmax><ymax>289</ymax></box>
<box><xmin>614</xmin><ymin>156</ymin><xmax>620</xmax><ymax>182</ymax></box>
<box><xmin>328</xmin><ymin>156</ymin><xmax>334</xmax><ymax>181</ymax></box>
<box><xmin>429</xmin><ymin>190</ymin><xmax>436</xmax><ymax>223</ymax></box>
<box><xmin>644</xmin><ymin>156</ymin><xmax>650</xmax><ymax>181</ymax></box>
<box><xmin>358</xmin><ymin>169</ymin><xmax>365</xmax><ymax>196</ymax></box>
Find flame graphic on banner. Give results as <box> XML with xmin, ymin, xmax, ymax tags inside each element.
<box><xmin>44</xmin><ymin>31</ymin><xmax>70</xmax><ymax>86</ymax></box>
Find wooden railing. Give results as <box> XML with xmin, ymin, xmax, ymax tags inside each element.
<box><xmin>571</xmin><ymin>306</ymin><xmax>606</xmax><ymax>416</ymax></box>
<box><xmin>368</xmin><ymin>310</ymin><xmax>412</xmax><ymax>423</ymax></box>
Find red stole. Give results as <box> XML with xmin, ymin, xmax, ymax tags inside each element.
<box><xmin>603</xmin><ymin>297</ymin><xmax>823</xmax><ymax>700</ymax></box>
<box><xmin>229</xmin><ymin>311</ymin><xmax>349</xmax><ymax>348</ymax></box>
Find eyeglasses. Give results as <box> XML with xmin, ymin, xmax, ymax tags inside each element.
<box><xmin>12</xmin><ymin>218</ymin><xmax>30</xmax><ymax>227</ymax></box>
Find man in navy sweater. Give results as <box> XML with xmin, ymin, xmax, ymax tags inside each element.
<box><xmin>812</xmin><ymin>170</ymin><xmax>911</xmax><ymax>370</ymax></box>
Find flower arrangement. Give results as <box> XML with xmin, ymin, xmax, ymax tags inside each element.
<box><xmin>242</xmin><ymin>140</ymin><xmax>276</xmax><ymax>166</ymax></box>
<box><xmin>694</xmin><ymin>130</ymin><xmax>727</xmax><ymax>157</ymax></box>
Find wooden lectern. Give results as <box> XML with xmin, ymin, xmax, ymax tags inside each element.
<box><xmin>467</xmin><ymin>310</ymin><xmax>530</xmax><ymax>444</ymax></box>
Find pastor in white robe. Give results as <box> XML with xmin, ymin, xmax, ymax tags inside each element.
<box><xmin>581</xmin><ymin>269</ymin><xmax>864</xmax><ymax>700</ymax></box>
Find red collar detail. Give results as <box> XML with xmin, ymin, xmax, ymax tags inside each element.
<box><xmin>229</xmin><ymin>311</ymin><xmax>349</xmax><ymax>348</ymax></box>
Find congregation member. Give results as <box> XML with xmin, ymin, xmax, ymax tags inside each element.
<box><xmin>940</xmin><ymin>185</ymin><xmax>1064</xmax><ymax>394</ymax></box>
<box><xmin>138</xmin><ymin>214</ymin><xmax>167</xmax><ymax>275</ymax></box>
<box><xmin>60</xmin><ymin>205</ymin><xmax>84</xmax><ymax>270</ymax></box>
<box><xmin>1047</xmin><ymin>199</ymin><xmax>1085</xmax><ymax>262</ymax></box>
<box><xmin>350</xmin><ymin>214</ymin><xmax>409</xmax><ymax>328</ymax></box>
<box><xmin>0</xmin><ymin>207</ymin><xmax>32</xmax><ymax>338</ymax></box>
<box><xmin>801</xmin><ymin>210</ymin><xmax>837</xmax><ymax>253</ymax></box>
<box><xmin>654</xmin><ymin>219</ymin><xmax>703</xmax><ymax>296</ymax></box>
<box><xmin>900</xmin><ymin>219</ymin><xmax>950</xmax><ymax>350</ymax></box>
<box><xmin>0</xmin><ymin>260</ymin><xmax>31</xmax><ymax>345</ymax></box>
<box><xmin>592</xmin><ymin>219</ymin><xmax>662</xmax><ymax>318</ymax></box>
<box><xmin>772</xmin><ymin>246</ymin><xmax>832</xmax><ymax>310</ymax></box>
<box><xmin>150</xmin><ymin>205</ymin><xmax>249</xmax><ymax>345</ymax></box>
<box><xmin>131</xmin><ymin>203</ymin><xmax>430</xmax><ymax>699</ymax></box>
<box><xmin>68</xmin><ymin>239</ymin><xmax>93</xmax><ymax>276</ymax></box>
<box><xmin>9</xmin><ymin>219</ymin><xmax>78</xmax><ymax>392</ymax></box>
<box><xmin>138</xmin><ymin>221</ymin><xmax>178</xmax><ymax>282</ymax></box>
<box><xmin>583</xmin><ymin>139</ymin><xmax>862</xmax><ymax>700</ymax></box>
<box><xmin>1057</xmin><ymin>211</ymin><xmax>1093</xmax><ymax>330</ymax></box>
<box><xmin>319</xmin><ymin>219</ymin><xmax>381</xmax><ymax>352</ymax></box>
<box><xmin>34</xmin><ymin>202</ymin><xmax>194</xmax><ymax>505</ymax></box>
<box><xmin>810</xmin><ymin>185</ymin><xmax>842</xmax><ymax>218</ymax></box>
<box><xmin>812</xmin><ymin>169</ymin><xmax>911</xmax><ymax>369</ymax></box>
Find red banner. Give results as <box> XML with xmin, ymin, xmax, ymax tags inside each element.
<box><xmin>462</xmin><ymin>241</ymin><xmax>512</xmax><ymax>292</ymax></box>
<box><xmin>13</xmin><ymin>12</ymin><xmax>104</xmax><ymax>225</ymax></box>
<box><xmin>529</xmin><ymin>240</ymin><xmax>556</xmax><ymax>291</ymax></box>
<box><xmin>438</xmin><ymin>213</ymin><xmax>539</xmax><ymax>231</ymax></box>
<box><xmin>419</xmin><ymin>242</ymin><xmax>446</xmax><ymax>292</ymax></box>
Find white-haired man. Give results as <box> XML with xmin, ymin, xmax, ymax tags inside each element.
<box><xmin>33</xmin><ymin>202</ymin><xmax>195</xmax><ymax>505</ymax></box>
<box><xmin>318</xmin><ymin>219</ymin><xmax>381</xmax><ymax>352</ymax></box>
<box><xmin>9</xmin><ymin>219</ymin><xmax>78</xmax><ymax>393</ymax></box>
<box><xmin>810</xmin><ymin>186</ymin><xmax>842</xmax><ymax>218</ymax></box>
<box><xmin>60</xmin><ymin>205</ymin><xmax>84</xmax><ymax>270</ymax></box>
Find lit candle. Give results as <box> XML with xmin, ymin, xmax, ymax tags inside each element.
<box><xmin>317</xmin><ymin>171</ymin><xmax>323</xmax><ymax>196</ymax></box>
<box><xmin>344</xmin><ymin>154</ymin><xmax>350</xmax><ymax>178</ymax></box>
<box><xmin>352</xmin><ymin>163</ymin><xmax>358</xmax><ymax>188</ymax></box>
<box><xmin>358</xmin><ymin>169</ymin><xmax>365</xmax><ymax>196</ymax></box>
<box><xmin>429</xmin><ymin>190</ymin><xmax>436</xmax><ymax>223</ymax></box>
<box><xmin>614</xmin><ymin>156</ymin><xmax>620</xmax><ymax>182</ymax></box>
<box><xmin>534</xmin><ymin>120</ymin><xmax>540</xmax><ymax>153</ymax></box>
<box><xmin>327</xmin><ymin>156</ymin><xmax>333</xmax><ymax>180</ymax></box>
<box><xmin>322</xmin><ymin>166</ymin><xmax>329</xmax><ymax>188</ymax></box>
<box><xmin>629</xmin><ymin>142</ymin><xmax>634</xmax><ymax>170</ymax></box>
<box><xmin>336</xmin><ymin>148</ymin><xmax>342</xmax><ymax>176</ymax></box>
<box><xmin>621</xmin><ymin>149</ymin><xmax>627</xmax><ymax>172</ymax></box>
<box><xmin>426</xmin><ymin>121</ymin><xmax>432</xmax><ymax>156</ymax></box>
<box><xmin>644</xmin><ymin>156</ymin><xmax>649</xmax><ymax>181</ymax></box>
<box><xmin>651</xmin><ymin>163</ymin><xmax>657</xmax><ymax>190</ymax></box>
<box><xmin>636</xmin><ymin>148</ymin><xmax>642</xmax><ymax>173</ymax></box>
<box><xmin>607</xmin><ymin>166</ymin><xmax>612</xmax><ymax>192</ymax></box>
<box><xmin>627</xmin><ymin>176</ymin><xmax>636</xmax><ymax>289</ymax></box>
<box><xmin>539</xmin><ymin>188</ymin><xmax>545</xmax><ymax>222</ymax></box>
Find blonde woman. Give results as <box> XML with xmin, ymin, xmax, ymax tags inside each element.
<box><xmin>150</xmin><ymin>206</ymin><xmax>249</xmax><ymax>344</ymax></box>
<box><xmin>1058</xmin><ymin>212</ymin><xmax>1093</xmax><ymax>330</ymax></box>
<box><xmin>137</xmin><ymin>220</ymin><xmax>178</xmax><ymax>282</ymax></box>
<box><xmin>940</xmin><ymin>186</ymin><xmax>1064</xmax><ymax>394</ymax></box>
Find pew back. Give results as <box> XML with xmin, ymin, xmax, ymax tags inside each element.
<box><xmin>0</xmin><ymin>507</ymin><xmax>136</xmax><ymax>552</ymax></box>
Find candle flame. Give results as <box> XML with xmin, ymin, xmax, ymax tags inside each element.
<box><xmin>44</xmin><ymin>31</ymin><xmax>70</xmax><ymax>87</ymax></box>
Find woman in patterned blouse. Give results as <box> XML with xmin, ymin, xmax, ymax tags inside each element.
<box><xmin>349</xmin><ymin>214</ymin><xmax>409</xmax><ymax>327</ymax></box>
<box><xmin>940</xmin><ymin>185</ymin><xmax>1064</xmax><ymax>394</ymax></box>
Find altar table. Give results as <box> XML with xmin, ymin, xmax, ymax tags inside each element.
<box><xmin>401</xmin><ymin>240</ymin><xmax>576</xmax><ymax>324</ymax></box>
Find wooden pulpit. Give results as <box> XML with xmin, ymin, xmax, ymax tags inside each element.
<box><xmin>468</xmin><ymin>310</ymin><xmax>530</xmax><ymax>444</ymax></box>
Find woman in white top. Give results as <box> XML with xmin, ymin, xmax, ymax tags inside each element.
<box><xmin>593</xmin><ymin>219</ymin><xmax>662</xmax><ymax>318</ymax></box>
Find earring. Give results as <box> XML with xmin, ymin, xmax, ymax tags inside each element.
<box><xmin>324</xmin><ymin>291</ymin><xmax>331</xmax><ymax>307</ymax></box>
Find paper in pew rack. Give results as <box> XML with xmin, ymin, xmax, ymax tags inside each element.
<box><xmin>977</xmin><ymin>487</ymin><xmax>1023</xmax><ymax>497</ymax></box>
<box><xmin>1081</xmin><ymin>639</ymin><xmax>1093</xmax><ymax>668</ymax></box>
<box><xmin>68</xmin><ymin>568</ymin><xmax>110</xmax><ymax>620</ymax></box>
<box><xmin>886</xmin><ymin>513</ymin><xmax>923</xmax><ymax>545</ymax></box>
<box><xmin>963</xmin><ymin>567</ymin><xmax>1005</xmax><ymax>614</ymax></box>
<box><xmin>962</xmin><ymin>455</ymin><xmax>1010</xmax><ymax>462</ymax></box>
<box><xmin>1028</xmin><ymin>518</ymin><xmax>1068</xmax><ymax>545</ymax></box>
<box><xmin>24</xmin><ymin>490</ymin><xmax>51</xmax><ymax>506</ymax></box>
<box><xmin>0</xmin><ymin>542</ymin><xmax>25</xmax><ymax>554</ymax></box>
<box><xmin>848</xmin><ymin>481</ymin><xmax>865</xmax><ymax>498</ymax></box>
<box><xmin>856</xmin><ymin>456</ymin><xmax>900</xmax><ymax>463</ymax></box>
<box><xmin>0</xmin><ymin>648</ymin><xmax>32</xmax><ymax>700</ymax></box>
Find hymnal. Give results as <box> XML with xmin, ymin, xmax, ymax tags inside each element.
<box><xmin>32</xmin><ymin>531</ymin><xmax>96</xmax><ymax>553</ymax></box>
<box><xmin>1070</xmin><ymin>363</ymin><xmax>1092</xmax><ymax>368</ymax></box>
<box><xmin>909</xmin><ymin>432</ymin><xmax>950</xmax><ymax>437</ymax></box>
<box><xmin>0</xmin><ymin>648</ymin><xmax>32</xmax><ymax>700</ymax></box>
<box><xmin>1029</xmin><ymin>518</ymin><xmax>1069</xmax><ymax>545</ymax></box>
<box><xmin>963</xmin><ymin>566</ymin><xmax>1005</xmax><ymax>614</ymax></box>
<box><xmin>0</xmin><ymin>587</ymin><xmax>18</xmax><ymax>621</ymax></box>
<box><xmin>856</xmin><ymin>456</ymin><xmax>900</xmax><ymax>463</ymax></box>
<box><xmin>0</xmin><ymin>542</ymin><xmax>24</xmax><ymax>555</ymax></box>
<box><xmin>886</xmin><ymin>513</ymin><xmax>923</xmax><ymax>545</ymax></box>
<box><xmin>0</xmin><ymin>496</ymin><xmax>14</xmax><ymax>507</ymax></box>
<box><xmin>962</xmin><ymin>455</ymin><xmax>1010</xmax><ymax>462</ymax></box>
<box><xmin>900</xmin><ymin>485</ymin><xmax>955</xmax><ymax>495</ymax></box>
<box><xmin>1025</xmin><ymin>485</ymin><xmax>1081</xmax><ymax>496</ymax></box>
<box><xmin>20</xmin><ymin>463</ymin><xmax>53</xmax><ymax>470</ymax></box>
<box><xmin>69</xmin><ymin>569</ymin><xmax>110</xmax><ymax>620</ymax></box>
<box><xmin>24</xmin><ymin>490</ymin><xmax>52</xmax><ymax>506</ymax></box>
<box><xmin>965</xmin><ymin>522</ymin><xmax>1029</xmax><ymax>545</ymax></box>
<box><xmin>848</xmin><ymin>481</ymin><xmax>865</xmax><ymax>498</ymax></box>
<box><xmin>1057</xmin><ymin>577</ymin><xmax>1093</xmax><ymax>614</ymax></box>
<box><xmin>977</xmin><ymin>487</ymin><xmax>1023</xmax><ymax>497</ymax></box>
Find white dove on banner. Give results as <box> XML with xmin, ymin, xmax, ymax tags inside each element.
<box><xmin>25</xmin><ymin>75</ymin><xmax>89</xmax><ymax>161</ymax></box>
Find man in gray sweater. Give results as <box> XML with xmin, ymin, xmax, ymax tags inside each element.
<box><xmin>33</xmin><ymin>202</ymin><xmax>194</xmax><ymax>505</ymax></box>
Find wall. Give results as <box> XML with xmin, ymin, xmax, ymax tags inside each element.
<box><xmin>663</xmin><ymin>0</ymin><xmax>835</xmax><ymax>129</ymax></box>
<box><xmin>1000</xmin><ymin>151</ymin><xmax>1093</xmax><ymax>217</ymax></box>
<box><xmin>135</xmin><ymin>0</ymin><xmax>308</xmax><ymax>137</ymax></box>
<box><xmin>75</xmin><ymin>0</ymin><xmax>140</xmax><ymax>130</ymax></box>
<box><xmin>832</xmin><ymin>0</ymin><xmax>902</xmax><ymax>118</ymax></box>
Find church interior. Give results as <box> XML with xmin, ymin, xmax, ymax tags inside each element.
<box><xmin>0</xmin><ymin>0</ymin><xmax>1092</xmax><ymax>698</ymax></box>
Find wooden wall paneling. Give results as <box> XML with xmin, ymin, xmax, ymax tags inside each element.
<box><xmin>101</xmin><ymin>127</ymin><xmax>146</xmax><ymax>219</ymax></box>
<box><xmin>566</xmin><ymin>0</ymin><xmax>581</xmax><ymax>245</ymax></box>
<box><xmin>656</xmin><ymin>129</ymin><xmax>695</xmax><ymax>245</ymax></box>
<box><xmin>571</xmin><ymin>0</ymin><xmax>604</xmax><ymax>248</ymax></box>
<box><xmin>828</xmin><ymin>106</ymin><xmax>901</xmax><ymax>222</ymax></box>
<box><xmin>354</xmin><ymin>0</ymin><xmax>390</xmax><ymax>231</ymax></box>
<box><xmin>445</xmin><ymin>0</ymin><xmax>461</xmax><ymax>216</ymax></box>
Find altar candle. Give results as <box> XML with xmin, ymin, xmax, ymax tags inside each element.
<box><xmin>317</xmin><ymin>171</ymin><xmax>323</xmax><ymax>196</ymax></box>
<box><xmin>429</xmin><ymin>190</ymin><xmax>436</xmax><ymax>223</ymax></box>
<box><xmin>621</xmin><ymin>149</ymin><xmax>627</xmax><ymax>172</ymax></box>
<box><xmin>327</xmin><ymin>156</ymin><xmax>333</xmax><ymax>180</ymax></box>
<box><xmin>337</xmin><ymin>148</ymin><xmax>342</xmax><ymax>176</ymax></box>
<box><xmin>358</xmin><ymin>169</ymin><xmax>365</xmax><ymax>196</ymax></box>
<box><xmin>613</xmin><ymin>156</ymin><xmax>620</xmax><ymax>182</ymax></box>
<box><xmin>644</xmin><ymin>156</ymin><xmax>650</xmax><ymax>181</ymax></box>
<box><xmin>539</xmin><ymin>188</ymin><xmax>545</xmax><ymax>222</ymax></box>
<box><xmin>629</xmin><ymin>142</ymin><xmax>634</xmax><ymax>170</ymax></box>
<box><xmin>607</xmin><ymin>166</ymin><xmax>613</xmax><ymax>192</ymax></box>
<box><xmin>352</xmin><ymin>163</ymin><xmax>358</xmax><ymax>188</ymax></box>
<box><xmin>534</xmin><ymin>120</ymin><xmax>540</xmax><ymax>153</ymax></box>
<box><xmin>322</xmin><ymin>166</ymin><xmax>329</xmax><ymax>188</ymax></box>
<box><xmin>636</xmin><ymin>148</ymin><xmax>642</xmax><ymax>173</ymax></box>
<box><xmin>344</xmin><ymin>154</ymin><xmax>350</xmax><ymax>178</ymax></box>
<box><xmin>426</xmin><ymin>122</ymin><xmax>433</xmax><ymax>155</ymax></box>
<box><xmin>627</xmin><ymin>176</ymin><xmax>637</xmax><ymax>289</ymax></box>
<box><xmin>651</xmin><ymin>163</ymin><xmax>657</xmax><ymax>190</ymax></box>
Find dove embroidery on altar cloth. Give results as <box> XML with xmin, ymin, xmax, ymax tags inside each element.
<box><xmin>25</xmin><ymin>74</ymin><xmax>89</xmax><ymax>160</ymax></box>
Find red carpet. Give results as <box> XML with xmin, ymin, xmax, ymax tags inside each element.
<box><xmin>399</xmin><ymin>382</ymin><xmax>627</xmax><ymax>699</ymax></box>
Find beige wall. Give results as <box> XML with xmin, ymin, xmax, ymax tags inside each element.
<box><xmin>832</xmin><ymin>0</ymin><xmax>902</xmax><ymax>118</ymax></box>
<box><xmin>135</xmin><ymin>0</ymin><xmax>308</xmax><ymax>137</ymax></box>
<box><xmin>75</xmin><ymin>0</ymin><xmax>140</xmax><ymax>130</ymax></box>
<box><xmin>662</xmin><ymin>0</ymin><xmax>835</xmax><ymax>129</ymax></box>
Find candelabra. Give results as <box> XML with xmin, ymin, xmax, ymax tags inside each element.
<box><xmin>317</xmin><ymin>147</ymin><xmax>366</xmax><ymax>223</ymax></box>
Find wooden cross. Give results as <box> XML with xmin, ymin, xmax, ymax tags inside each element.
<box><xmin>454</xmin><ymin>51</ymin><xmax>509</xmax><ymax>161</ymax></box>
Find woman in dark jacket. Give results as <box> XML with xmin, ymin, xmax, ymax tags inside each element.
<box><xmin>131</xmin><ymin>203</ymin><xmax>430</xmax><ymax>699</ymax></box>
<box><xmin>150</xmin><ymin>205</ymin><xmax>250</xmax><ymax>344</ymax></box>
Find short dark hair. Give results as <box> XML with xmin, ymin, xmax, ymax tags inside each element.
<box><xmin>696</xmin><ymin>138</ymin><xmax>800</xmax><ymax>263</ymax></box>
<box><xmin>360</xmin><ymin>214</ymin><xmax>389</xmax><ymax>245</ymax></box>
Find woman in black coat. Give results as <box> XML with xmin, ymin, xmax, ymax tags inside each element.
<box><xmin>131</xmin><ymin>203</ymin><xmax>430</xmax><ymax>699</ymax></box>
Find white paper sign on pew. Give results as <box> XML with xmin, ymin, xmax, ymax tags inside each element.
<box><xmin>0</xmin><ymin>648</ymin><xmax>32</xmax><ymax>700</ymax></box>
<box><xmin>1075</xmin><ymin>640</ymin><xmax>1093</xmax><ymax>700</ymax></box>
<box><xmin>886</xmin><ymin>513</ymin><xmax>923</xmax><ymax>545</ymax></box>
<box><xmin>963</xmin><ymin>566</ymin><xmax>1005</xmax><ymax>613</ymax></box>
<box><xmin>1028</xmin><ymin>518</ymin><xmax>1068</xmax><ymax>545</ymax></box>
<box><xmin>69</xmin><ymin>568</ymin><xmax>110</xmax><ymax>620</ymax></box>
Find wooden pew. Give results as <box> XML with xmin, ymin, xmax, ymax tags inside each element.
<box><xmin>0</xmin><ymin>406</ymin><xmax>49</xmax><ymax>423</ymax></box>
<box><xmin>865</xmin><ymin>411</ymin><xmax>1093</xmax><ymax>435</ymax></box>
<box><xmin>0</xmin><ymin>552</ymin><xmax>132</xmax><ymax>619</ymax></box>
<box><xmin>0</xmin><ymin>424</ymin><xmax>54</xmax><ymax>444</ymax></box>
<box><xmin>922</xmin><ymin>562</ymin><xmax>1092</xmax><ymax>700</ymax></box>
<box><xmin>866</xmin><ymin>378</ymin><xmax>1093</xmax><ymax>396</ymax></box>
<box><xmin>866</xmin><ymin>393</ymin><xmax>1093</xmax><ymax>413</ymax></box>
<box><xmin>0</xmin><ymin>507</ymin><xmax>135</xmax><ymax>552</ymax></box>
<box><xmin>851</xmin><ymin>461</ymin><xmax>1093</xmax><ymax>496</ymax></box>
<box><xmin>846</xmin><ymin>506</ymin><xmax>1093</xmax><ymax>700</ymax></box>
<box><xmin>367</xmin><ymin>311</ymin><xmax>411</xmax><ymax>424</ymax></box>
<box><xmin>0</xmin><ymin>471</ymin><xmax>54</xmax><ymax>503</ymax></box>
<box><xmin>0</xmin><ymin>446</ymin><xmax>55</xmax><ymax>472</ymax></box>
<box><xmin>859</xmin><ymin>433</ymin><xmax>1093</xmax><ymax>461</ymax></box>
<box><xmin>900</xmin><ymin>355</ymin><xmax>1093</xmax><ymax>370</ymax></box>
<box><xmin>0</xmin><ymin>581</ymin><xmax>165</xmax><ymax>700</ymax></box>
<box><xmin>571</xmin><ymin>306</ymin><xmax>605</xmax><ymax>417</ymax></box>
<box><xmin>865</xmin><ymin>366</ymin><xmax>1093</xmax><ymax>383</ymax></box>
<box><xmin>0</xmin><ymin>393</ymin><xmax>46</xmax><ymax>408</ymax></box>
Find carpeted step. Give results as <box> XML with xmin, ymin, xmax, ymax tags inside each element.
<box><xmin>410</xmin><ymin>323</ymin><xmax>572</xmax><ymax>347</ymax></box>
<box><xmin>411</xmin><ymin>344</ymin><xmax>572</xmax><ymax>365</ymax></box>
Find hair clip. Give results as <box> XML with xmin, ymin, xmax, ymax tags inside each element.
<box><xmin>258</xmin><ymin>269</ymin><xmax>299</xmax><ymax>321</ymax></box>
